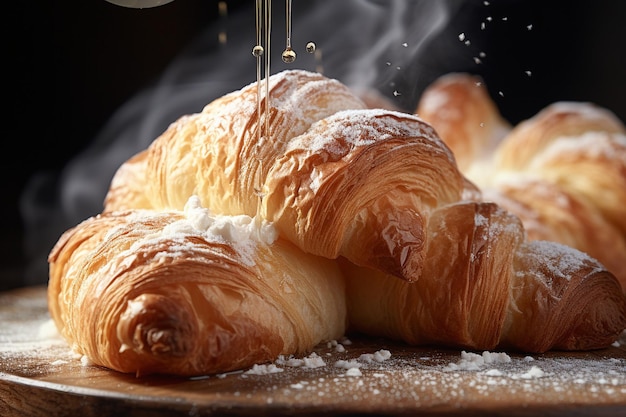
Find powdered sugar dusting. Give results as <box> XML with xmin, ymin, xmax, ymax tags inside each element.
<box><xmin>526</xmin><ymin>240</ymin><xmax>603</xmax><ymax>279</ymax></box>
<box><xmin>223</xmin><ymin>335</ymin><xmax>626</xmax><ymax>409</ymax></box>
<box><xmin>292</xmin><ymin>108</ymin><xmax>449</xmax><ymax>160</ymax></box>
<box><xmin>169</xmin><ymin>195</ymin><xmax>278</xmax><ymax>246</ymax></box>
<box><xmin>2</xmin><ymin>288</ymin><xmax>625</xmax><ymax>413</ymax></box>
<box><xmin>443</xmin><ymin>350</ymin><xmax>512</xmax><ymax>371</ymax></box>
<box><xmin>125</xmin><ymin>196</ymin><xmax>278</xmax><ymax>267</ymax></box>
<box><xmin>546</xmin><ymin>102</ymin><xmax>623</xmax><ymax>125</ymax></box>
<box><xmin>244</xmin><ymin>363</ymin><xmax>284</xmax><ymax>375</ymax></box>
<box><xmin>531</xmin><ymin>131</ymin><xmax>626</xmax><ymax>167</ymax></box>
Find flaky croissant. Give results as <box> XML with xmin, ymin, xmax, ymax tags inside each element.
<box><xmin>342</xmin><ymin>200</ymin><xmax>626</xmax><ymax>353</ymax></box>
<box><xmin>104</xmin><ymin>69</ymin><xmax>470</xmax><ymax>282</ymax></box>
<box><xmin>48</xmin><ymin>196</ymin><xmax>346</xmax><ymax>376</ymax></box>
<box><xmin>48</xmin><ymin>70</ymin><xmax>626</xmax><ymax>378</ymax></box>
<box><xmin>416</xmin><ymin>73</ymin><xmax>626</xmax><ymax>290</ymax></box>
<box><xmin>415</xmin><ymin>73</ymin><xmax>511</xmax><ymax>173</ymax></box>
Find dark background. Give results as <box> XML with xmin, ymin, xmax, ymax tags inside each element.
<box><xmin>5</xmin><ymin>0</ymin><xmax>626</xmax><ymax>291</ymax></box>
<box><xmin>6</xmin><ymin>0</ymin><xmax>246</xmax><ymax>290</ymax></box>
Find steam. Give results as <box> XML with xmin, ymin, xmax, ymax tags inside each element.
<box><xmin>21</xmin><ymin>0</ymin><xmax>464</xmax><ymax>283</ymax></box>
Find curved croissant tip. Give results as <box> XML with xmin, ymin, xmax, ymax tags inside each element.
<box><xmin>118</xmin><ymin>294</ymin><xmax>197</xmax><ymax>358</ymax></box>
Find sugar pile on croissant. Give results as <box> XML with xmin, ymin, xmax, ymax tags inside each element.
<box><xmin>48</xmin><ymin>69</ymin><xmax>626</xmax><ymax>377</ymax></box>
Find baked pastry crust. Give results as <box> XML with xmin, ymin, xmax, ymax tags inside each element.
<box><xmin>416</xmin><ymin>73</ymin><xmax>626</xmax><ymax>290</ymax></box>
<box><xmin>47</xmin><ymin>70</ymin><xmax>626</xmax><ymax>376</ymax></box>
<box><xmin>48</xmin><ymin>199</ymin><xmax>346</xmax><ymax>376</ymax></box>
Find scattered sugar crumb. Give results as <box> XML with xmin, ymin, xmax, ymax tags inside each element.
<box><xmin>275</xmin><ymin>352</ymin><xmax>326</xmax><ymax>369</ymax></box>
<box><xmin>444</xmin><ymin>351</ymin><xmax>511</xmax><ymax>371</ymax></box>
<box><xmin>484</xmin><ymin>369</ymin><xmax>504</xmax><ymax>376</ymax></box>
<box><xmin>335</xmin><ymin>359</ymin><xmax>361</xmax><ymax>370</ymax></box>
<box><xmin>303</xmin><ymin>353</ymin><xmax>326</xmax><ymax>368</ymax></box>
<box><xmin>520</xmin><ymin>366</ymin><xmax>545</xmax><ymax>379</ymax></box>
<box><xmin>245</xmin><ymin>363</ymin><xmax>284</xmax><ymax>375</ymax></box>
<box><xmin>345</xmin><ymin>367</ymin><xmax>363</xmax><ymax>377</ymax></box>
<box><xmin>359</xmin><ymin>349</ymin><xmax>391</xmax><ymax>363</ymax></box>
<box><xmin>340</xmin><ymin>337</ymin><xmax>353</xmax><ymax>346</ymax></box>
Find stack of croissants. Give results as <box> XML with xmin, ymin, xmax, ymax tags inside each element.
<box><xmin>48</xmin><ymin>69</ymin><xmax>626</xmax><ymax>377</ymax></box>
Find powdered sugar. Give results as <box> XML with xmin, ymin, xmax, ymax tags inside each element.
<box><xmin>125</xmin><ymin>196</ymin><xmax>278</xmax><ymax>267</ymax></box>
<box><xmin>166</xmin><ymin>195</ymin><xmax>278</xmax><ymax>246</ymax></box>
<box><xmin>227</xmin><ymin>336</ymin><xmax>626</xmax><ymax>410</ymax></box>
<box><xmin>530</xmin><ymin>131</ymin><xmax>626</xmax><ymax>168</ymax></box>
<box><xmin>443</xmin><ymin>350</ymin><xmax>512</xmax><ymax>371</ymax></box>
<box><xmin>275</xmin><ymin>352</ymin><xmax>327</xmax><ymax>369</ymax></box>
<box><xmin>290</xmin><ymin>108</ymin><xmax>447</xmax><ymax>159</ymax></box>
<box><xmin>2</xmin><ymin>291</ymin><xmax>625</xmax><ymax>413</ymax></box>
<box><xmin>524</xmin><ymin>240</ymin><xmax>604</xmax><ymax>279</ymax></box>
<box><xmin>244</xmin><ymin>363</ymin><xmax>284</xmax><ymax>375</ymax></box>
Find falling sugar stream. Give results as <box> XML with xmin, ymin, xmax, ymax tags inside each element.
<box><xmin>254</xmin><ymin>0</ymin><xmax>313</xmax><ymax>220</ymax></box>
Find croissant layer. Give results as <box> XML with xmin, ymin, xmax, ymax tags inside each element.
<box><xmin>342</xmin><ymin>201</ymin><xmax>626</xmax><ymax>353</ymax></box>
<box><xmin>48</xmin><ymin>205</ymin><xmax>346</xmax><ymax>376</ymax></box>
<box><xmin>48</xmin><ymin>70</ymin><xmax>626</xmax><ymax>378</ymax></box>
<box><xmin>416</xmin><ymin>73</ymin><xmax>626</xmax><ymax>290</ymax></box>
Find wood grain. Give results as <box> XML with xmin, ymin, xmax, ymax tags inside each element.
<box><xmin>1</xmin><ymin>286</ymin><xmax>625</xmax><ymax>417</ymax></box>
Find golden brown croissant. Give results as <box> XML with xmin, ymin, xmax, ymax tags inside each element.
<box><xmin>416</xmin><ymin>73</ymin><xmax>626</xmax><ymax>290</ymax></box>
<box><xmin>48</xmin><ymin>69</ymin><xmax>626</xmax><ymax>379</ymax></box>
<box><xmin>104</xmin><ymin>69</ymin><xmax>469</xmax><ymax>282</ymax></box>
<box><xmin>415</xmin><ymin>73</ymin><xmax>511</xmax><ymax>173</ymax></box>
<box><xmin>342</xmin><ymin>200</ymin><xmax>626</xmax><ymax>353</ymax></box>
<box><xmin>48</xmin><ymin>197</ymin><xmax>346</xmax><ymax>376</ymax></box>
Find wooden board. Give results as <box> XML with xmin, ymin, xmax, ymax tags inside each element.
<box><xmin>1</xmin><ymin>286</ymin><xmax>625</xmax><ymax>417</ymax></box>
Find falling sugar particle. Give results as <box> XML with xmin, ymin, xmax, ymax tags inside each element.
<box><xmin>393</xmin><ymin>90</ymin><xmax>401</xmax><ymax>97</ymax></box>
<box><xmin>480</xmin><ymin>122</ymin><xmax>485</xmax><ymax>128</ymax></box>
<box><xmin>527</xmin><ymin>24</ymin><xmax>533</xmax><ymax>30</ymax></box>
<box><xmin>484</xmin><ymin>0</ymin><xmax>490</xmax><ymax>5</ymax></box>
<box><xmin>252</xmin><ymin>45</ymin><xmax>264</xmax><ymax>57</ymax></box>
<box><xmin>502</xmin><ymin>17</ymin><xmax>508</xmax><ymax>21</ymax></box>
<box><xmin>498</xmin><ymin>91</ymin><xmax>504</xmax><ymax>97</ymax></box>
<box><xmin>306</xmin><ymin>42</ymin><xmax>316</xmax><ymax>53</ymax></box>
<box><xmin>396</xmin><ymin>66</ymin><xmax>401</xmax><ymax>70</ymax></box>
<box><xmin>282</xmin><ymin>48</ymin><xmax>296</xmax><ymax>63</ymax></box>
<box><xmin>473</xmin><ymin>57</ymin><xmax>482</xmax><ymax>64</ymax></box>
<box><xmin>465</xmin><ymin>40</ymin><xmax>471</xmax><ymax>46</ymax></box>
<box><xmin>479</xmin><ymin>51</ymin><xmax>486</xmax><ymax>57</ymax></box>
<box><xmin>486</xmin><ymin>16</ymin><xmax>492</xmax><ymax>21</ymax></box>
<box><xmin>525</xmin><ymin>70</ymin><xmax>532</xmax><ymax>76</ymax></box>
<box><xmin>402</xmin><ymin>42</ymin><xmax>408</xmax><ymax>47</ymax></box>
<box><xmin>481</xmin><ymin>22</ymin><xmax>486</xmax><ymax>30</ymax></box>
<box><xmin>458</xmin><ymin>33</ymin><xmax>466</xmax><ymax>41</ymax></box>
<box><xmin>386</xmin><ymin>61</ymin><xmax>391</xmax><ymax>66</ymax></box>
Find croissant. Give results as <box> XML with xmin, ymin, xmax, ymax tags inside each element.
<box><xmin>48</xmin><ymin>196</ymin><xmax>346</xmax><ymax>376</ymax></box>
<box><xmin>48</xmin><ymin>70</ymin><xmax>626</xmax><ymax>378</ymax></box>
<box><xmin>342</xmin><ymin>200</ymin><xmax>626</xmax><ymax>353</ymax></box>
<box><xmin>416</xmin><ymin>73</ymin><xmax>626</xmax><ymax>290</ymax></box>
<box><xmin>104</xmin><ymin>69</ymin><xmax>470</xmax><ymax>282</ymax></box>
<box><xmin>415</xmin><ymin>73</ymin><xmax>511</xmax><ymax>173</ymax></box>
